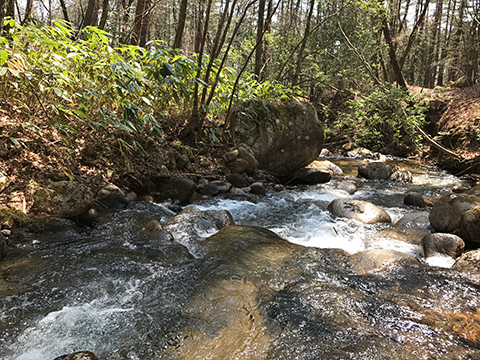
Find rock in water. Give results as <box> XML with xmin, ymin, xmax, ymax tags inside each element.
<box><xmin>429</xmin><ymin>193</ymin><xmax>480</xmax><ymax>243</ymax></box>
<box><xmin>422</xmin><ymin>232</ymin><xmax>465</xmax><ymax>259</ymax></box>
<box><xmin>328</xmin><ymin>198</ymin><xmax>391</xmax><ymax>224</ymax></box>
<box><xmin>232</xmin><ymin>99</ymin><xmax>324</xmax><ymax>175</ymax></box>
<box><xmin>358</xmin><ymin>162</ymin><xmax>412</xmax><ymax>182</ymax></box>
<box><xmin>94</xmin><ymin>184</ymin><xmax>130</xmax><ymax>211</ymax></box>
<box><xmin>453</xmin><ymin>249</ymin><xmax>480</xmax><ymax>273</ymax></box>
<box><xmin>53</xmin><ymin>351</ymin><xmax>101</xmax><ymax>360</ymax></box>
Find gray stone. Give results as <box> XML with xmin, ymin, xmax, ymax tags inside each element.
<box><xmin>154</xmin><ymin>177</ymin><xmax>196</xmax><ymax>205</ymax></box>
<box><xmin>95</xmin><ymin>184</ymin><xmax>130</xmax><ymax>211</ymax></box>
<box><xmin>31</xmin><ymin>181</ymin><xmax>94</xmax><ymax>218</ymax></box>
<box><xmin>336</xmin><ymin>180</ymin><xmax>357</xmax><ymax>195</ymax></box>
<box><xmin>328</xmin><ymin>199</ymin><xmax>391</xmax><ymax>224</ymax></box>
<box><xmin>249</xmin><ymin>182</ymin><xmax>266</xmax><ymax>196</ymax></box>
<box><xmin>226</xmin><ymin>173</ymin><xmax>248</xmax><ymax>188</ymax></box>
<box><xmin>422</xmin><ymin>233</ymin><xmax>465</xmax><ymax>259</ymax></box>
<box><xmin>404</xmin><ymin>192</ymin><xmax>426</xmax><ymax>208</ymax></box>
<box><xmin>358</xmin><ymin>162</ymin><xmax>412</xmax><ymax>182</ymax></box>
<box><xmin>233</xmin><ymin>99</ymin><xmax>324</xmax><ymax>175</ymax></box>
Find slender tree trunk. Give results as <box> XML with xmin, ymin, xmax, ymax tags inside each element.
<box><xmin>188</xmin><ymin>0</ymin><xmax>213</xmax><ymax>136</ymax></box>
<box><xmin>98</xmin><ymin>0</ymin><xmax>109</xmax><ymax>29</ymax></box>
<box><xmin>254</xmin><ymin>0</ymin><xmax>266</xmax><ymax>79</ymax></box>
<box><xmin>59</xmin><ymin>0</ymin><xmax>70</xmax><ymax>22</ymax></box>
<box><xmin>131</xmin><ymin>0</ymin><xmax>146</xmax><ymax>45</ymax></box>
<box><xmin>174</xmin><ymin>0</ymin><xmax>188</xmax><ymax>48</ymax></box>
<box><xmin>292</xmin><ymin>0</ymin><xmax>314</xmax><ymax>86</ymax></box>
<box><xmin>22</xmin><ymin>0</ymin><xmax>34</xmax><ymax>24</ymax></box>
<box><xmin>139</xmin><ymin>0</ymin><xmax>151</xmax><ymax>46</ymax></box>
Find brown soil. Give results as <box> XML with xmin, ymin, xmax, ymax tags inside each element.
<box><xmin>410</xmin><ymin>85</ymin><xmax>480</xmax><ymax>175</ymax></box>
<box><xmin>0</xmin><ymin>99</ymin><xmax>226</xmax><ymax>214</ymax></box>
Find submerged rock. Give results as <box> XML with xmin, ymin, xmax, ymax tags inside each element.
<box><xmin>395</xmin><ymin>211</ymin><xmax>430</xmax><ymax>230</ymax></box>
<box><xmin>358</xmin><ymin>162</ymin><xmax>412</xmax><ymax>182</ymax></box>
<box><xmin>53</xmin><ymin>351</ymin><xmax>101</xmax><ymax>360</ymax></box>
<box><xmin>285</xmin><ymin>167</ymin><xmax>332</xmax><ymax>185</ymax></box>
<box><xmin>422</xmin><ymin>233</ymin><xmax>465</xmax><ymax>259</ymax></box>
<box><xmin>307</xmin><ymin>160</ymin><xmax>343</xmax><ymax>176</ymax></box>
<box><xmin>349</xmin><ymin>249</ymin><xmax>421</xmax><ymax>274</ymax></box>
<box><xmin>328</xmin><ymin>199</ymin><xmax>391</xmax><ymax>224</ymax></box>
<box><xmin>336</xmin><ymin>180</ymin><xmax>357</xmax><ymax>195</ymax></box>
<box><xmin>233</xmin><ymin>99</ymin><xmax>324</xmax><ymax>175</ymax></box>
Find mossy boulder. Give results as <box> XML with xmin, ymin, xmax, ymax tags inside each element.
<box><xmin>232</xmin><ymin>99</ymin><xmax>324</xmax><ymax>175</ymax></box>
<box><xmin>31</xmin><ymin>181</ymin><xmax>94</xmax><ymax>218</ymax></box>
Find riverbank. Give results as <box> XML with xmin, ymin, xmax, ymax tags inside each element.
<box><xmin>1</xmin><ymin>85</ymin><xmax>480</xmax><ymax>217</ymax></box>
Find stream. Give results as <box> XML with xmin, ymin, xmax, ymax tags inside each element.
<box><xmin>2</xmin><ymin>158</ymin><xmax>480</xmax><ymax>360</ymax></box>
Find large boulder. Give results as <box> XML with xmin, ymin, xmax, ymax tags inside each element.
<box><xmin>429</xmin><ymin>193</ymin><xmax>480</xmax><ymax>243</ymax></box>
<box><xmin>31</xmin><ymin>181</ymin><xmax>94</xmax><ymax>218</ymax></box>
<box><xmin>232</xmin><ymin>99</ymin><xmax>324</xmax><ymax>175</ymax></box>
<box><xmin>358</xmin><ymin>162</ymin><xmax>412</xmax><ymax>182</ymax></box>
<box><xmin>327</xmin><ymin>199</ymin><xmax>391</xmax><ymax>224</ymax></box>
<box><xmin>422</xmin><ymin>233</ymin><xmax>465</xmax><ymax>259</ymax></box>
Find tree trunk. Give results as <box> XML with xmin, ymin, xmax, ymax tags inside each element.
<box><xmin>98</xmin><ymin>0</ymin><xmax>109</xmax><ymax>29</ymax></box>
<box><xmin>254</xmin><ymin>0</ymin><xmax>266</xmax><ymax>79</ymax></box>
<box><xmin>173</xmin><ymin>0</ymin><xmax>188</xmax><ymax>48</ymax></box>
<box><xmin>382</xmin><ymin>18</ymin><xmax>407</xmax><ymax>87</ymax></box>
<box><xmin>131</xmin><ymin>0</ymin><xmax>147</xmax><ymax>45</ymax></box>
<box><xmin>22</xmin><ymin>0</ymin><xmax>34</xmax><ymax>24</ymax></box>
<box><xmin>292</xmin><ymin>0</ymin><xmax>314</xmax><ymax>87</ymax></box>
<box><xmin>139</xmin><ymin>0</ymin><xmax>151</xmax><ymax>46</ymax></box>
<box><xmin>59</xmin><ymin>0</ymin><xmax>70</xmax><ymax>23</ymax></box>
<box><xmin>83</xmin><ymin>0</ymin><xmax>99</xmax><ymax>27</ymax></box>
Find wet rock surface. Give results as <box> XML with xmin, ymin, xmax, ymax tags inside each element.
<box><xmin>328</xmin><ymin>199</ymin><xmax>391</xmax><ymax>224</ymax></box>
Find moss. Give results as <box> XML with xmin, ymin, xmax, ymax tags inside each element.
<box><xmin>0</xmin><ymin>207</ymin><xmax>28</xmax><ymax>228</ymax></box>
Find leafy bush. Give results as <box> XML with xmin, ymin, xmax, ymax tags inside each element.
<box><xmin>334</xmin><ymin>84</ymin><xmax>429</xmax><ymax>155</ymax></box>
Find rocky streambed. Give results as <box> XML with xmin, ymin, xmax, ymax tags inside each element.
<box><xmin>2</xmin><ymin>157</ymin><xmax>480</xmax><ymax>360</ymax></box>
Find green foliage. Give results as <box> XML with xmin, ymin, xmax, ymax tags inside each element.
<box><xmin>0</xmin><ymin>19</ymin><xmax>297</xmax><ymax>153</ymax></box>
<box><xmin>335</xmin><ymin>84</ymin><xmax>429</xmax><ymax>154</ymax></box>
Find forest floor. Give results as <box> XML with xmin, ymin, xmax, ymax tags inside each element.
<box><xmin>1</xmin><ymin>85</ymin><xmax>480</xmax><ymax>214</ymax></box>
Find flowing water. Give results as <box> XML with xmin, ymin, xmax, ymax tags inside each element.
<box><xmin>1</xmin><ymin>159</ymin><xmax>480</xmax><ymax>360</ymax></box>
